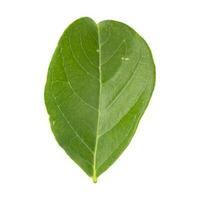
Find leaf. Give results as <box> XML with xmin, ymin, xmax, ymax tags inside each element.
<box><xmin>44</xmin><ymin>17</ymin><xmax>155</xmax><ymax>182</ymax></box>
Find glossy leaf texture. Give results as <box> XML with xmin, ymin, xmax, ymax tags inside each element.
<box><xmin>44</xmin><ymin>17</ymin><xmax>155</xmax><ymax>182</ymax></box>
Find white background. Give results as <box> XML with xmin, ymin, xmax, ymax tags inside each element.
<box><xmin>0</xmin><ymin>0</ymin><xmax>200</xmax><ymax>199</ymax></box>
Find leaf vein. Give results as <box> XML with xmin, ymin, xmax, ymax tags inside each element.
<box><xmin>105</xmin><ymin>51</ymin><xmax>142</xmax><ymax>110</ymax></box>
<box><xmin>59</xmin><ymin>48</ymin><xmax>98</xmax><ymax>111</ymax></box>
<box><xmin>101</xmin><ymin>40</ymin><xmax>125</xmax><ymax>66</ymax></box>
<box><xmin>67</xmin><ymin>32</ymin><xmax>98</xmax><ymax>80</ymax></box>
<box><xmin>50</xmin><ymin>64</ymin><xmax>94</xmax><ymax>154</ymax></box>
<box><xmin>54</xmin><ymin>100</ymin><xmax>94</xmax><ymax>154</ymax></box>
<box><xmin>97</xmin><ymin>121</ymin><xmax>135</xmax><ymax>170</ymax></box>
<box><xmin>101</xmin><ymin>25</ymin><xmax>111</xmax><ymax>47</ymax></box>
<box><xmin>79</xmin><ymin>33</ymin><xmax>97</xmax><ymax>67</ymax></box>
<box><xmin>99</xmin><ymin>86</ymin><xmax>146</xmax><ymax>138</ymax></box>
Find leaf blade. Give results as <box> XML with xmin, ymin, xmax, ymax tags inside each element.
<box><xmin>44</xmin><ymin>17</ymin><xmax>156</xmax><ymax>182</ymax></box>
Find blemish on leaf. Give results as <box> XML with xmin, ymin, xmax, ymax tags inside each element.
<box><xmin>121</xmin><ymin>57</ymin><xmax>130</xmax><ymax>61</ymax></box>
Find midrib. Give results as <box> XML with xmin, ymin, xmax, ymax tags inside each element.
<box><xmin>92</xmin><ymin>23</ymin><xmax>102</xmax><ymax>183</ymax></box>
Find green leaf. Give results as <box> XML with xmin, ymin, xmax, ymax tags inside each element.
<box><xmin>44</xmin><ymin>17</ymin><xmax>155</xmax><ymax>182</ymax></box>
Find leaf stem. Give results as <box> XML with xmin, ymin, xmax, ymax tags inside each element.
<box><xmin>92</xmin><ymin>173</ymin><xmax>97</xmax><ymax>183</ymax></box>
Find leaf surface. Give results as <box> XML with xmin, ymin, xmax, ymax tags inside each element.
<box><xmin>44</xmin><ymin>17</ymin><xmax>155</xmax><ymax>182</ymax></box>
